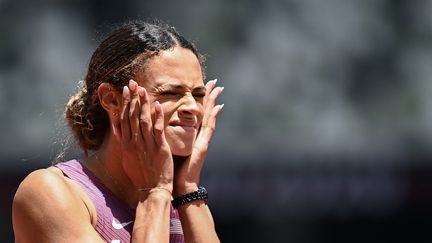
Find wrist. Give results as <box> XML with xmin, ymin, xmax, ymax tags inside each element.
<box><xmin>137</xmin><ymin>187</ymin><xmax>172</xmax><ymax>202</ymax></box>
<box><xmin>172</xmin><ymin>186</ymin><xmax>208</xmax><ymax>209</ymax></box>
<box><xmin>173</xmin><ymin>182</ymin><xmax>199</xmax><ymax>197</ymax></box>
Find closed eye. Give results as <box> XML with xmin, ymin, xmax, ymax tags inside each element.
<box><xmin>160</xmin><ymin>91</ymin><xmax>181</xmax><ymax>96</ymax></box>
<box><xmin>193</xmin><ymin>93</ymin><xmax>205</xmax><ymax>98</ymax></box>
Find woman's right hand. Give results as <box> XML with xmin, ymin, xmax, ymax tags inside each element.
<box><xmin>114</xmin><ymin>80</ymin><xmax>173</xmax><ymax>194</ymax></box>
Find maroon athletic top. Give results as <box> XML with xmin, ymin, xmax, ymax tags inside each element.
<box><xmin>55</xmin><ymin>159</ymin><xmax>184</xmax><ymax>243</ymax></box>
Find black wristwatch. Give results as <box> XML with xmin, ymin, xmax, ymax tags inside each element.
<box><xmin>172</xmin><ymin>186</ymin><xmax>208</xmax><ymax>208</ymax></box>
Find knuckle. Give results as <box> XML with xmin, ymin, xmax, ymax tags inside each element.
<box><xmin>139</xmin><ymin>117</ymin><xmax>151</xmax><ymax>125</ymax></box>
<box><xmin>153</xmin><ymin>126</ymin><xmax>163</xmax><ymax>135</ymax></box>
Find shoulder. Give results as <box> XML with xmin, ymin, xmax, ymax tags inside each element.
<box><xmin>12</xmin><ymin>167</ymin><xmax>88</xmax><ymax>223</ymax></box>
<box><xmin>13</xmin><ymin>167</ymin><xmax>80</xmax><ymax>210</ymax></box>
<box><xmin>14</xmin><ymin>168</ymin><xmax>71</xmax><ymax>206</ymax></box>
<box><xmin>13</xmin><ymin>167</ymin><xmax>99</xmax><ymax>242</ymax></box>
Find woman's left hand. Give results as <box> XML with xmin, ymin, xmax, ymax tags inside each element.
<box><xmin>173</xmin><ymin>79</ymin><xmax>224</xmax><ymax>196</ymax></box>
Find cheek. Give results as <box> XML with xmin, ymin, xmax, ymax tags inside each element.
<box><xmin>159</xmin><ymin>102</ymin><xmax>176</xmax><ymax>126</ymax></box>
<box><xmin>147</xmin><ymin>100</ymin><xmax>175</xmax><ymax>127</ymax></box>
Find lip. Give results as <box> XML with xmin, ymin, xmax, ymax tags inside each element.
<box><xmin>170</xmin><ymin>121</ymin><xmax>197</xmax><ymax>128</ymax></box>
<box><xmin>169</xmin><ymin>121</ymin><xmax>198</xmax><ymax>133</ymax></box>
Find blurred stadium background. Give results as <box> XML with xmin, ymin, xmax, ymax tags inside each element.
<box><xmin>1</xmin><ymin>0</ymin><xmax>432</xmax><ymax>242</ymax></box>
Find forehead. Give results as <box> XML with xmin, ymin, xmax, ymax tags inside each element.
<box><xmin>136</xmin><ymin>46</ymin><xmax>204</xmax><ymax>88</ymax></box>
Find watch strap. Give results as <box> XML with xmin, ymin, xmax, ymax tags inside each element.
<box><xmin>172</xmin><ymin>186</ymin><xmax>208</xmax><ymax>208</ymax></box>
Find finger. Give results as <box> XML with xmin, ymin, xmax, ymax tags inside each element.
<box><xmin>153</xmin><ymin>101</ymin><xmax>166</xmax><ymax>146</ymax></box>
<box><xmin>203</xmin><ymin>79</ymin><xmax>217</xmax><ymax>108</ymax></box>
<box><xmin>194</xmin><ymin>103</ymin><xmax>224</xmax><ymax>156</ymax></box>
<box><xmin>207</xmin><ymin>104</ymin><xmax>224</xmax><ymax>129</ymax></box>
<box><xmin>128</xmin><ymin>80</ymin><xmax>142</xmax><ymax>143</ymax></box>
<box><xmin>205</xmin><ymin>86</ymin><xmax>224</xmax><ymax>113</ymax></box>
<box><xmin>202</xmin><ymin>86</ymin><xmax>224</xmax><ymax>126</ymax></box>
<box><xmin>202</xmin><ymin>104</ymin><xmax>224</xmax><ymax>138</ymax></box>
<box><xmin>120</xmin><ymin>86</ymin><xmax>131</xmax><ymax>142</ymax></box>
<box><xmin>139</xmin><ymin>87</ymin><xmax>153</xmax><ymax>143</ymax></box>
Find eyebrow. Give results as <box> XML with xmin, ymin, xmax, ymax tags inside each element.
<box><xmin>157</xmin><ymin>83</ymin><xmax>206</xmax><ymax>92</ymax></box>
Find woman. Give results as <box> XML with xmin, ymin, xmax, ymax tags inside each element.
<box><xmin>12</xmin><ymin>20</ymin><xmax>223</xmax><ymax>242</ymax></box>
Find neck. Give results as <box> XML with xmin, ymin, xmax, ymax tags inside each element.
<box><xmin>84</xmin><ymin>137</ymin><xmax>138</xmax><ymax>208</ymax></box>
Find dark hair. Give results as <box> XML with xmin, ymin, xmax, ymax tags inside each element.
<box><xmin>65</xmin><ymin>20</ymin><xmax>205</xmax><ymax>154</ymax></box>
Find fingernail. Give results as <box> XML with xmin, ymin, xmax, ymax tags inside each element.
<box><xmin>155</xmin><ymin>101</ymin><xmax>161</xmax><ymax>112</ymax></box>
<box><xmin>213</xmin><ymin>78</ymin><xmax>218</xmax><ymax>85</ymax></box>
<box><xmin>138</xmin><ymin>87</ymin><xmax>145</xmax><ymax>97</ymax></box>
<box><xmin>220</xmin><ymin>104</ymin><xmax>225</xmax><ymax>110</ymax></box>
<box><xmin>129</xmin><ymin>80</ymin><xmax>136</xmax><ymax>91</ymax></box>
<box><xmin>123</xmin><ymin>86</ymin><xmax>129</xmax><ymax>98</ymax></box>
<box><xmin>220</xmin><ymin>87</ymin><xmax>225</xmax><ymax>92</ymax></box>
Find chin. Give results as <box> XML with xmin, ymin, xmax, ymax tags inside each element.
<box><xmin>170</xmin><ymin>146</ymin><xmax>193</xmax><ymax>157</ymax></box>
<box><xmin>172</xmin><ymin>150</ymin><xmax>192</xmax><ymax>157</ymax></box>
<box><xmin>165</xmin><ymin>126</ymin><xmax>196</xmax><ymax>157</ymax></box>
<box><xmin>166</xmin><ymin>137</ymin><xmax>194</xmax><ymax>157</ymax></box>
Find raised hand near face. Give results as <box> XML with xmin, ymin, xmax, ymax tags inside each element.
<box><xmin>173</xmin><ymin>79</ymin><xmax>224</xmax><ymax>196</ymax></box>
<box><xmin>113</xmin><ymin>80</ymin><xmax>174</xmax><ymax>194</ymax></box>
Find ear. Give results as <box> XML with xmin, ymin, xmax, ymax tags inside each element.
<box><xmin>97</xmin><ymin>83</ymin><xmax>121</xmax><ymax>118</ymax></box>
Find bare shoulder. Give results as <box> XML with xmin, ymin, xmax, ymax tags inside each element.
<box><xmin>13</xmin><ymin>167</ymin><xmax>102</xmax><ymax>242</ymax></box>
<box><xmin>14</xmin><ymin>168</ymin><xmax>74</xmax><ymax>207</ymax></box>
<box><xmin>13</xmin><ymin>167</ymin><xmax>79</xmax><ymax>211</ymax></box>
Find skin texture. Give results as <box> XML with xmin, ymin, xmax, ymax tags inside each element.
<box><xmin>139</xmin><ymin>47</ymin><xmax>206</xmax><ymax>157</ymax></box>
<box><xmin>13</xmin><ymin>46</ymin><xmax>222</xmax><ymax>243</ymax></box>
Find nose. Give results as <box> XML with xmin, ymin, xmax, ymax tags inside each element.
<box><xmin>178</xmin><ymin>94</ymin><xmax>200</xmax><ymax>116</ymax></box>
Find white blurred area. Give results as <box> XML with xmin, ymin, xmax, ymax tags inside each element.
<box><xmin>1</xmin><ymin>0</ymin><xmax>432</xmax><ymax>167</ymax></box>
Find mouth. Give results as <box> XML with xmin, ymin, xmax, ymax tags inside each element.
<box><xmin>169</xmin><ymin>121</ymin><xmax>198</xmax><ymax>133</ymax></box>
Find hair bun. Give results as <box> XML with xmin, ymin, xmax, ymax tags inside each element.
<box><xmin>65</xmin><ymin>80</ymin><xmax>108</xmax><ymax>153</ymax></box>
<box><xmin>66</xmin><ymin>81</ymin><xmax>87</xmax><ymax>109</ymax></box>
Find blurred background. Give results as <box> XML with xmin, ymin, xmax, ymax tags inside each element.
<box><xmin>1</xmin><ymin>0</ymin><xmax>432</xmax><ymax>242</ymax></box>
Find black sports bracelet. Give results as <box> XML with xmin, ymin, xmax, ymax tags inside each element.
<box><xmin>172</xmin><ymin>186</ymin><xmax>208</xmax><ymax>208</ymax></box>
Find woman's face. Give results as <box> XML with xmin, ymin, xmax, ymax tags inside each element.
<box><xmin>136</xmin><ymin>46</ymin><xmax>205</xmax><ymax>157</ymax></box>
